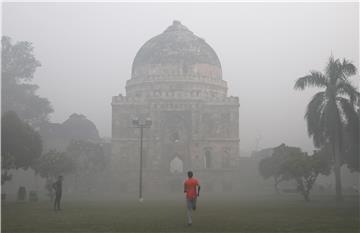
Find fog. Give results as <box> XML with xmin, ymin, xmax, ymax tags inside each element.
<box><xmin>3</xmin><ymin>2</ymin><xmax>358</xmax><ymax>154</ymax></box>
<box><xmin>1</xmin><ymin>2</ymin><xmax>359</xmax><ymax>204</ymax></box>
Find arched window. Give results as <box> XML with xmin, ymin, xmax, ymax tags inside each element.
<box><xmin>170</xmin><ymin>155</ymin><xmax>183</xmax><ymax>174</ymax></box>
<box><xmin>204</xmin><ymin>150</ymin><xmax>212</xmax><ymax>169</ymax></box>
<box><xmin>222</xmin><ymin>147</ymin><xmax>231</xmax><ymax>168</ymax></box>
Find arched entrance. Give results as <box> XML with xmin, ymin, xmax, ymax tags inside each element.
<box><xmin>170</xmin><ymin>154</ymin><xmax>184</xmax><ymax>174</ymax></box>
<box><xmin>204</xmin><ymin>149</ymin><xmax>212</xmax><ymax>169</ymax></box>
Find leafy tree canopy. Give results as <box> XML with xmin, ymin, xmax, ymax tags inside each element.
<box><xmin>1</xmin><ymin>36</ymin><xmax>53</xmax><ymax>126</ymax></box>
<box><xmin>34</xmin><ymin>150</ymin><xmax>76</xmax><ymax>179</ymax></box>
<box><xmin>280</xmin><ymin>148</ymin><xmax>331</xmax><ymax>201</ymax></box>
<box><xmin>342</xmin><ymin>101</ymin><xmax>359</xmax><ymax>172</ymax></box>
<box><xmin>258</xmin><ymin>144</ymin><xmax>302</xmax><ymax>194</ymax></box>
<box><xmin>259</xmin><ymin>144</ymin><xmax>331</xmax><ymax>201</ymax></box>
<box><xmin>1</xmin><ymin>111</ymin><xmax>42</xmax><ymax>184</ymax></box>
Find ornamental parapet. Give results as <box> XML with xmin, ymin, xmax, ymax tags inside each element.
<box><xmin>111</xmin><ymin>95</ymin><xmax>144</xmax><ymax>105</ymax></box>
<box><xmin>126</xmin><ymin>75</ymin><xmax>227</xmax><ymax>88</ymax></box>
<box><xmin>112</xmin><ymin>94</ymin><xmax>239</xmax><ymax>106</ymax></box>
<box><xmin>205</xmin><ymin>96</ymin><xmax>239</xmax><ymax>106</ymax></box>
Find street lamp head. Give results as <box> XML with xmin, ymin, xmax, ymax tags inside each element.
<box><xmin>132</xmin><ymin>118</ymin><xmax>140</xmax><ymax>126</ymax></box>
<box><xmin>145</xmin><ymin>118</ymin><xmax>152</xmax><ymax>127</ymax></box>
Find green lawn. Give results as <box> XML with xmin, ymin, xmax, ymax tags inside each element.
<box><xmin>2</xmin><ymin>195</ymin><xmax>359</xmax><ymax>233</ymax></box>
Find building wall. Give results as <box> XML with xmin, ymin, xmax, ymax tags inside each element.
<box><xmin>111</xmin><ymin>95</ymin><xmax>239</xmax><ymax>174</ymax></box>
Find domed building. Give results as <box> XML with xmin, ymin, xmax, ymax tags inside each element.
<box><xmin>111</xmin><ymin>21</ymin><xmax>240</xmax><ymax>194</ymax></box>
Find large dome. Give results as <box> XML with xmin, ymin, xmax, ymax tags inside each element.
<box><xmin>131</xmin><ymin>20</ymin><xmax>222</xmax><ymax>80</ymax></box>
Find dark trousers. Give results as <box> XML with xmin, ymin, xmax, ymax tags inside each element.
<box><xmin>54</xmin><ymin>194</ymin><xmax>62</xmax><ymax>210</ymax></box>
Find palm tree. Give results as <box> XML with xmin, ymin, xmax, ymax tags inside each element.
<box><xmin>294</xmin><ymin>56</ymin><xmax>359</xmax><ymax>201</ymax></box>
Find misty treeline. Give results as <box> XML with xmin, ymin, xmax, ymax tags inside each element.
<box><xmin>259</xmin><ymin>56</ymin><xmax>359</xmax><ymax>202</ymax></box>
<box><xmin>1</xmin><ymin>36</ymin><xmax>109</xmax><ymax>199</ymax></box>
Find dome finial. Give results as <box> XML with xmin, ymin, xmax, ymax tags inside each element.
<box><xmin>173</xmin><ymin>20</ymin><xmax>181</xmax><ymax>25</ymax></box>
<box><xmin>165</xmin><ymin>20</ymin><xmax>189</xmax><ymax>33</ymax></box>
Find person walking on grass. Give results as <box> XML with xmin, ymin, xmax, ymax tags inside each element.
<box><xmin>184</xmin><ymin>171</ymin><xmax>200</xmax><ymax>226</ymax></box>
<box><xmin>53</xmin><ymin>176</ymin><xmax>63</xmax><ymax>211</ymax></box>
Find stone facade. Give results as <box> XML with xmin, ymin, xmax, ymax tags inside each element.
<box><xmin>111</xmin><ymin>21</ymin><xmax>240</xmax><ymax>194</ymax></box>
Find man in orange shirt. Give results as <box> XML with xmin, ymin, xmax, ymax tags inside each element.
<box><xmin>184</xmin><ymin>171</ymin><xmax>200</xmax><ymax>226</ymax></box>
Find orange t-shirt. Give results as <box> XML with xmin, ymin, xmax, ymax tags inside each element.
<box><xmin>184</xmin><ymin>178</ymin><xmax>199</xmax><ymax>199</ymax></box>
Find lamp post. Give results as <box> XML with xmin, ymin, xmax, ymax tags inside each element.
<box><xmin>132</xmin><ymin>118</ymin><xmax>152</xmax><ymax>202</ymax></box>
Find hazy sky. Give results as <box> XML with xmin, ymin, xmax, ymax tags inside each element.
<box><xmin>2</xmin><ymin>2</ymin><xmax>359</xmax><ymax>154</ymax></box>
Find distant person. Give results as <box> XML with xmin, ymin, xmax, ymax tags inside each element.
<box><xmin>184</xmin><ymin>171</ymin><xmax>200</xmax><ymax>226</ymax></box>
<box><xmin>52</xmin><ymin>176</ymin><xmax>63</xmax><ymax>211</ymax></box>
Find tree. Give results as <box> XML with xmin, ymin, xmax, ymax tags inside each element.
<box><xmin>258</xmin><ymin>148</ymin><xmax>286</xmax><ymax>194</ymax></box>
<box><xmin>1</xmin><ymin>111</ymin><xmax>42</xmax><ymax>185</ymax></box>
<box><xmin>260</xmin><ymin>144</ymin><xmax>332</xmax><ymax>201</ymax></box>
<box><xmin>342</xmin><ymin>100</ymin><xmax>359</xmax><ymax>172</ymax></box>
<box><xmin>259</xmin><ymin>144</ymin><xmax>305</xmax><ymax>194</ymax></box>
<box><xmin>2</xmin><ymin>36</ymin><xmax>53</xmax><ymax>127</ymax></box>
<box><xmin>294</xmin><ymin>56</ymin><xmax>359</xmax><ymax>201</ymax></box>
<box><xmin>39</xmin><ymin>113</ymin><xmax>101</xmax><ymax>152</ymax></box>
<box><xmin>66</xmin><ymin>140</ymin><xmax>107</xmax><ymax>193</ymax></box>
<box><xmin>280</xmin><ymin>149</ymin><xmax>331</xmax><ymax>201</ymax></box>
<box><xmin>34</xmin><ymin>150</ymin><xmax>76</xmax><ymax>200</ymax></box>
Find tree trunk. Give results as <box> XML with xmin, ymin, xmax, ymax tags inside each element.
<box><xmin>334</xmin><ymin>142</ymin><xmax>343</xmax><ymax>202</ymax></box>
<box><xmin>297</xmin><ymin>179</ymin><xmax>310</xmax><ymax>201</ymax></box>
<box><xmin>303</xmin><ymin>191</ymin><xmax>310</xmax><ymax>202</ymax></box>
<box><xmin>274</xmin><ymin>177</ymin><xmax>280</xmax><ymax>194</ymax></box>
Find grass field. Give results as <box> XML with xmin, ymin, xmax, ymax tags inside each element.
<box><xmin>2</xmin><ymin>195</ymin><xmax>359</xmax><ymax>233</ymax></box>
